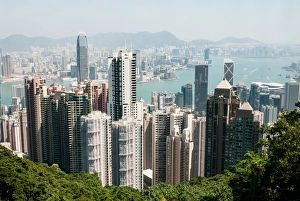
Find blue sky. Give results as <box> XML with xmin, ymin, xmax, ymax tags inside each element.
<box><xmin>1</xmin><ymin>0</ymin><xmax>299</xmax><ymax>43</ymax></box>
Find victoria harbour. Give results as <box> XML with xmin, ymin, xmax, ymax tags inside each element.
<box><xmin>0</xmin><ymin>56</ymin><xmax>298</xmax><ymax>106</ymax></box>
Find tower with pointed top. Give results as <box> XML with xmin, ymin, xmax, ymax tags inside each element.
<box><xmin>205</xmin><ymin>78</ymin><xmax>240</xmax><ymax>177</ymax></box>
<box><xmin>223</xmin><ymin>58</ymin><xmax>234</xmax><ymax>86</ymax></box>
<box><xmin>77</xmin><ymin>32</ymin><xmax>89</xmax><ymax>82</ymax></box>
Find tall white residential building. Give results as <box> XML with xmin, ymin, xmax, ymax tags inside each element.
<box><xmin>223</xmin><ymin>58</ymin><xmax>234</xmax><ymax>86</ymax></box>
<box><xmin>152</xmin><ymin>107</ymin><xmax>192</xmax><ymax>185</ymax></box>
<box><xmin>191</xmin><ymin>117</ymin><xmax>206</xmax><ymax>178</ymax></box>
<box><xmin>107</xmin><ymin>50</ymin><xmax>137</xmax><ymax>121</ymax></box>
<box><xmin>80</xmin><ymin>111</ymin><xmax>112</xmax><ymax>186</ymax></box>
<box><xmin>284</xmin><ymin>79</ymin><xmax>299</xmax><ymax>112</ymax></box>
<box><xmin>112</xmin><ymin>117</ymin><xmax>143</xmax><ymax>190</ymax></box>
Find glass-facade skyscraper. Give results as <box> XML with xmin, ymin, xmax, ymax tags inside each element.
<box><xmin>194</xmin><ymin>64</ymin><xmax>208</xmax><ymax>117</ymax></box>
<box><xmin>76</xmin><ymin>32</ymin><xmax>89</xmax><ymax>82</ymax></box>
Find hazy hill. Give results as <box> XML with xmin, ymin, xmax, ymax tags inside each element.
<box><xmin>0</xmin><ymin>31</ymin><xmax>185</xmax><ymax>52</ymax></box>
<box><xmin>0</xmin><ymin>31</ymin><xmax>262</xmax><ymax>52</ymax></box>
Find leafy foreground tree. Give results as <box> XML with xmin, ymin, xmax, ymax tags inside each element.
<box><xmin>229</xmin><ymin>105</ymin><xmax>300</xmax><ymax>201</ymax></box>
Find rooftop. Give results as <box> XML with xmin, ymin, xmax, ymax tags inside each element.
<box><xmin>216</xmin><ymin>78</ymin><xmax>232</xmax><ymax>89</ymax></box>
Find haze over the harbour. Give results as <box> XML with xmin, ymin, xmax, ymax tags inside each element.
<box><xmin>0</xmin><ymin>0</ymin><xmax>299</xmax><ymax>44</ymax></box>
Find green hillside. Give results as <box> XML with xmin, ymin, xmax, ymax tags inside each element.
<box><xmin>1</xmin><ymin>104</ymin><xmax>300</xmax><ymax>200</ymax></box>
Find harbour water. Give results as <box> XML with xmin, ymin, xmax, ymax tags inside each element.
<box><xmin>0</xmin><ymin>57</ymin><xmax>299</xmax><ymax>106</ymax></box>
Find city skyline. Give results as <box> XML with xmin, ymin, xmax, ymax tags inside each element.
<box><xmin>0</xmin><ymin>0</ymin><xmax>299</xmax><ymax>44</ymax></box>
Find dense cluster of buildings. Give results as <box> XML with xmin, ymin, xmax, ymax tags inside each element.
<box><xmin>1</xmin><ymin>33</ymin><xmax>300</xmax><ymax>190</ymax></box>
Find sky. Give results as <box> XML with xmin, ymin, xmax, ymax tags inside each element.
<box><xmin>0</xmin><ymin>0</ymin><xmax>299</xmax><ymax>44</ymax></box>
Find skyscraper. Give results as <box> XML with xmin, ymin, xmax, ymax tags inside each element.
<box><xmin>107</xmin><ymin>50</ymin><xmax>136</xmax><ymax>121</ymax></box>
<box><xmin>194</xmin><ymin>64</ymin><xmax>208</xmax><ymax>117</ymax></box>
<box><xmin>205</xmin><ymin>78</ymin><xmax>240</xmax><ymax>177</ymax></box>
<box><xmin>223</xmin><ymin>58</ymin><xmax>234</xmax><ymax>86</ymax></box>
<box><xmin>181</xmin><ymin>83</ymin><xmax>193</xmax><ymax>108</ymax></box>
<box><xmin>77</xmin><ymin>32</ymin><xmax>89</xmax><ymax>82</ymax></box>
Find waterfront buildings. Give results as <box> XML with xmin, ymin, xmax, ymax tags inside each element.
<box><xmin>223</xmin><ymin>58</ymin><xmax>234</xmax><ymax>86</ymax></box>
<box><xmin>194</xmin><ymin>64</ymin><xmax>208</xmax><ymax>117</ymax></box>
<box><xmin>77</xmin><ymin>32</ymin><xmax>89</xmax><ymax>82</ymax></box>
<box><xmin>284</xmin><ymin>79</ymin><xmax>299</xmax><ymax>112</ymax></box>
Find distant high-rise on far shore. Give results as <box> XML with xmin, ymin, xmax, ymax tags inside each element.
<box><xmin>77</xmin><ymin>32</ymin><xmax>89</xmax><ymax>82</ymax></box>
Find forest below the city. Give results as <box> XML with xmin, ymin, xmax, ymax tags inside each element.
<box><xmin>1</xmin><ymin>104</ymin><xmax>300</xmax><ymax>201</ymax></box>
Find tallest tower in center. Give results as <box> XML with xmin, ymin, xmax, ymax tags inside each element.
<box><xmin>77</xmin><ymin>32</ymin><xmax>89</xmax><ymax>82</ymax></box>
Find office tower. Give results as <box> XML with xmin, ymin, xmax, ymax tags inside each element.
<box><xmin>77</xmin><ymin>32</ymin><xmax>89</xmax><ymax>82</ymax></box>
<box><xmin>107</xmin><ymin>50</ymin><xmax>136</xmax><ymax>121</ymax></box>
<box><xmin>204</xmin><ymin>48</ymin><xmax>210</xmax><ymax>61</ymax></box>
<box><xmin>11</xmin><ymin>84</ymin><xmax>25</xmax><ymax>108</ymax></box>
<box><xmin>62</xmin><ymin>56</ymin><xmax>68</xmax><ymax>71</ymax></box>
<box><xmin>181</xmin><ymin>83</ymin><xmax>193</xmax><ymax>108</ymax></box>
<box><xmin>284</xmin><ymin>79</ymin><xmax>299</xmax><ymax>112</ymax></box>
<box><xmin>191</xmin><ymin>117</ymin><xmax>206</xmax><ymax>178</ymax></box>
<box><xmin>81</xmin><ymin>111</ymin><xmax>112</xmax><ymax>186</ymax></box>
<box><xmin>223</xmin><ymin>58</ymin><xmax>234</xmax><ymax>86</ymax></box>
<box><xmin>205</xmin><ymin>78</ymin><xmax>240</xmax><ymax>177</ymax></box>
<box><xmin>112</xmin><ymin>116</ymin><xmax>143</xmax><ymax>190</ymax></box>
<box><xmin>194</xmin><ymin>64</ymin><xmax>208</xmax><ymax>117</ymax></box>
<box><xmin>175</xmin><ymin>92</ymin><xmax>184</xmax><ymax>108</ymax></box>
<box><xmin>58</xmin><ymin>90</ymin><xmax>91</xmax><ymax>173</ymax></box>
<box><xmin>95</xmin><ymin>82</ymin><xmax>108</xmax><ymax>113</ymax></box>
<box><xmin>261</xmin><ymin>105</ymin><xmax>278</xmax><ymax>125</ymax></box>
<box><xmin>2</xmin><ymin>55</ymin><xmax>12</xmax><ymax>77</ymax></box>
<box><xmin>166</xmin><ymin>126</ymin><xmax>193</xmax><ymax>185</ymax></box>
<box><xmin>225</xmin><ymin>102</ymin><xmax>263</xmax><ymax>170</ymax></box>
<box><xmin>25</xmin><ymin>77</ymin><xmax>46</xmax><ymax>162</ymax></box>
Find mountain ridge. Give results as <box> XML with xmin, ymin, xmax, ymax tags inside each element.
<box><xmin>0</xmin><ymin>31</ymin><xmax>262</xmax><ymax>52</ymax></box>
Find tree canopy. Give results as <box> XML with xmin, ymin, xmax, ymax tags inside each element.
<box><xmin>1</xmin><ymin>104</ymin><xmax>300</xmax><ymax>200</ymax></box>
